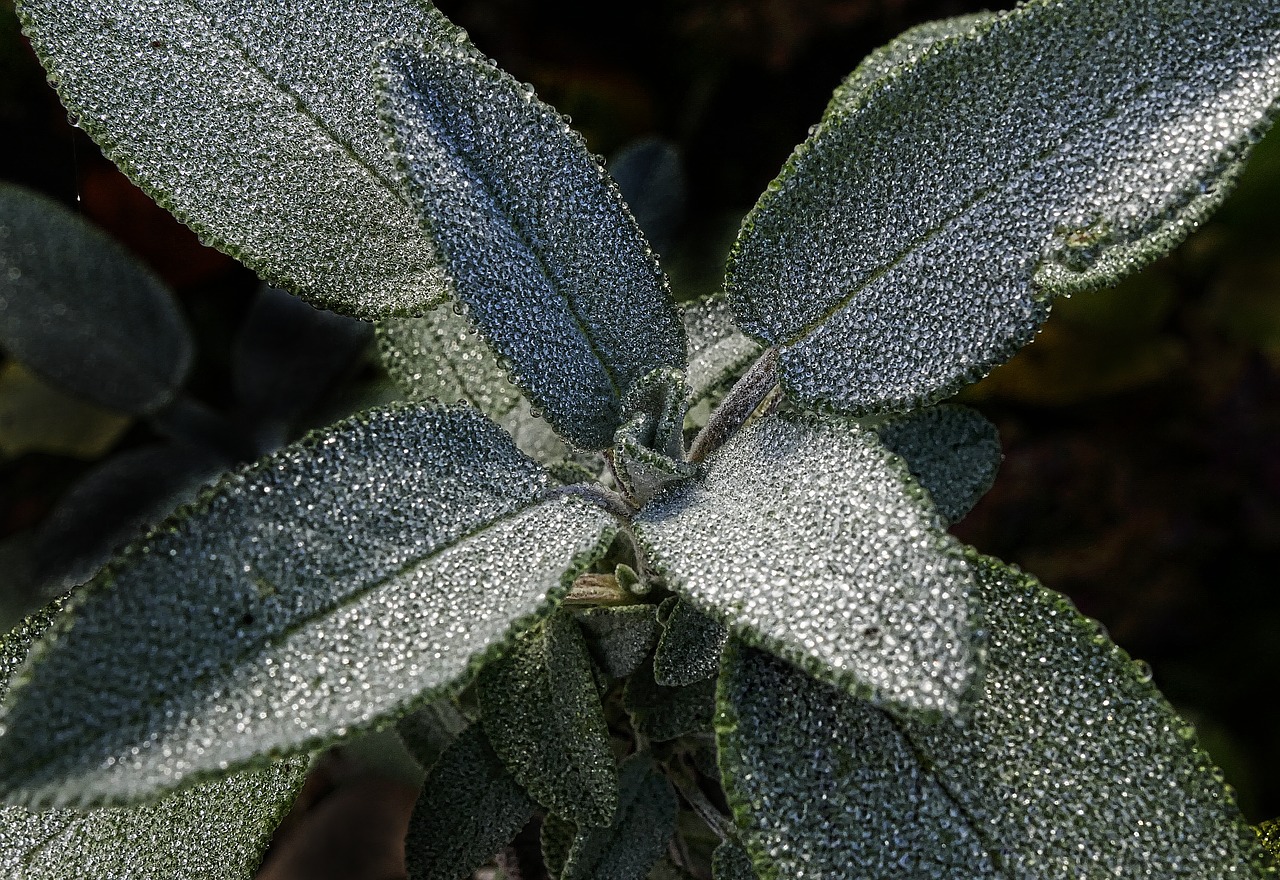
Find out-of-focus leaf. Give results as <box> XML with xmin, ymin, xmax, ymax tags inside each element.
<box><xmin>403</xmin><ymin>723</ymin><xmax>537</xmax><ymax>880</ymax></box>
<box><xmin>623</xmin><ymin>657</ymin><xmax>715</xmax><ymax>743</ymax></box>
<box><xmin>1257</xmin><ymin>820</ymin><xmax>1280</xmax><ymax>863</ymax></box>
<box><xmin>478</xmin><ymin>610</ymin><xmax>618</xmax><ymax>827</ymax></box>
<box><xmin>562</xmin><ymin>754</ymin><xmax>678</xmax><ymax>880</ymax></box>
<box><xmin>607</xmin><ymin>137</ymin><xmax>686</xmax><ymax>258</ymax></box>
<box><xmin>873</xmin><ymin>405</ymin><xmax>1001</xmax><ymax>525</ymax></box>
<box><xmin>575</xmin><ymin>604</ymin><xmax>660</xmax><ymax>679</ymax></box>
<box><xmin>396</xmin><ymin>698</ymin><xmax>468</xmax><ymax>773</ymax></box>
<box><xmin>0</xmin><ymin>184</ymin><xmax>192</xmax><ymax>414</ymax></box>
<box><xmin>653</xmin><ymin>598</ymin><xmax>727</xmax><ymax>688</ymax></box>
<box><xmin>635</xmin><ymin>411</ymin><xmax>978</xmax><ymax>717</ymax></box>
<box><xmin>726</xmin><ymin>2</ymin><xmax>1280</xmax><ymax>415</ymax></box>
<box><xmin>0</xmin><ymin>598</ymin><xmax>307</xmax><ymax>880</ymax></box>
<box><xmin>0</xmin><ymin>404</ymin><xmax>614</xmax><ymax>808</ymax></box>
<box><xmin>716</xmin><ymin>554</ymin><xmax>1273</xmax><ymax>879</ymax></box>
<box><xmin>0</xmin><ymin>362</ymin><xmax>131</xmax><ymax>458</ymax></box>
<box><xmin>378</xmin><ymin>40</ymin><xmax>686</xmax><ymax>449</ymax></box>
<box><xmin>13</xmin><ymin>0</ymin><xmax>462</xmax><ymax>318</ymax></box>
<box><xmin>710</xmin><ymin>839</ymin><xmax>757</xmax><ymax>880</ymax></box>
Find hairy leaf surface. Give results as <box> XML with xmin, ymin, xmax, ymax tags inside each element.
<box><xmin>727</xmin><ymin>1</ymin><xmax>1280</xmax><ymax>414</ymax></box>
<box><xmin>623</xmin><ymin>657</ymin><xmax>715</xmax><ymax>742</ymax></box>
<box><xmin>682</xmin><ymin>295</ymin><xmax>763</xmax><ymax>414</ymax></box>
<box><xmin>561</xmin><ymin>754</ymin><xmax>678</xmax><ymax>880</ymax></box>
<box><xmin>14</xmin><ymin>0</ymin><xmax>466</xmax><ymax>318</ymax></box>
<box><xmin>716</xmin><ymin>555</ymin><xmax>1273</xmax><ymax>879</ymax></box>
<box><xmin>378</xmin><ymin>41</ymin><xmax>686</xmax><ymax>449</ymax></box>
<box><xmin>575</xmin><ymin>605</ymin><xmax>660</xmax><ymax>679</ymax></box>
<box><xmin>0</xmin><ymin>405</ymin><xmax>613</xmax><ymax>807</ymax></box>
<box><xmin>0</xmin><ymin>184</ymin><xmax>191</xmax><ymax>414</ymax></box>
<box><xmin>0</xmin><ymin>600</ymin><xmax>306</xmax><ymax>879</ymax></box>
<box><xmin>652</xmin><ymin>598</ymin><xmax>726</xmax><ymax>688</ymax></box>
<box><xmin>711</xmin><ymin>840</ymin><xmax>758</xmax><ymax>880</ymax></box>
<box><xmin>635</xmin><ymin>412</ymin><xmax>977</xmax><ymax>716</ymax></box>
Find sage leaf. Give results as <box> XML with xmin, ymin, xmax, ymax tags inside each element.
<box><xmin>652</xmin><ymin>599</ymin><xmax>727</xmax><ymax>688</ymax></box>
<box><xmin>478</xmin><ymin>610</ymin><xmax>618</xmax><ymax>827</ymax></box>
<box><xmin>716</xmin><ymin>554</ymin><xmax>1273</xmax><ymax>879</ymax></box>
<box><xmin>562</xmin><ymin>754</ymin><xmax>678</xmax><ymax>880</ymax></box>
<box><xmin>623</xmin><ymin>657</ymin><xmax>715</xmax><ymax>743</ymax></box>
<box><xmin>542</xmin><ymin>812</ymin><xmax>578</xmax><ymax>880</ymax></box>
<box><xmin>0</xmin><ymin>184</ymin><xmax>192</xmax><ymax>414</ymax></box>
<box><xmin>377</xmin><ymin>304</ymin><xmax>571</xmax><ymax>464</ymax></box>
<box><xmin>682</xmin><ymin>295</ymin><xmax>763</xmax><ymax>417</ymax></box>
<box><xmin>727</xmin><ymin>1</ymin><xmax>1280</xmax><ymax>415</ymax></box>
<box><xmin>575</xmin><ymin>605</ymin><xmax>661</xmax><ymax>679</ymax></box>
<box><xmin>710</xmin><ymin>840</ymin><xmax>757</xmax><ymax>880</ymax></box>
<box><xmin>396</xmin><ymin>699</ymin><xmax>468</xmax><ymax>773</ymax></box>
<box><xmin>874</xmin><ymin>404</ymin><xmax>1001</xmax><ymax>525</ymax></box>
<box><xmin>0</xmin><ymin>599</ymin><xmax>307</xmax><ymax>880</ymax></box>
<box><xmin>635</xmin><ymin>411</ymin><xmax>978</xmax><ymax>716</ymax></box>
<box><xmin>13</xmin><ymin>0</ymin><xmax>465</xmax><ymax>318</ymax></box>
<box><xmin>403</xmin><ymin>723</ymin><xmax>537</xmax><ymax>880</ymax></box>
<box><xmin>1258</xmin><ymin>820</ymin><xmax>1280</xmax><ymax>863</ymax></box>
<box><xmin>378</xmin><ymin>40</ymin><xmax>687</xmax><ymax>450</ymax></box>
<box><xmin>0</xmin><ymin>404</ymin><xmax>614</xmax><ymax>808</ymax></box>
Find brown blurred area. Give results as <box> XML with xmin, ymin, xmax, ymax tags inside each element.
<box><xmin>1</xmin><ymin>1</ymin><xmax>1277</xmax><ymax>865</ymax></box>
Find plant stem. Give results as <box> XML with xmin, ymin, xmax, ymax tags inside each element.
<box><xmin>687</xmin><ymin>347</ymin><xmax>780</xmax><ymax>464</ymax></box>
<box><xmin>541</xmin><ymin>482</ymin><xmax>637</xmax><ymax>520</ymax></box>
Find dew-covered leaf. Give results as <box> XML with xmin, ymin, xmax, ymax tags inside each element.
<box><xmin>0</xmin><ymin>599</ymin><xmax>307</xmax><ymax>880</ymax></box>
<box><xmin>1258</xmin><ymin>820</ymin><xmax>1280</xmax><ymax>863</ymax></box>
<box><xmin>377</xmin><ymin>304</ymin><xmax>571</xmax><ymax>463</ymax></box>
<box><xmin>682</xmin><ymin>295</ymin><xmax>763</xmax><ymax>417</ymax></box>
<box><xmin>378</xmin><ymin>40</ymin><xmax>686</xmax><ymax>449</ymax></box>
<box><xmin>623</xmin><ymin>657</ymin><xmax>715</xmax><ymax>743</ymax></box>
<box><xmin>13</xmin><ymin>0</ymin><xmax>465</xmax><ymax>318</ymax></box>
<box><xmin>562</xmin><ymin>753</ymin><xmax>678</xmax><ymax>880</ymax></box>
<box><xmin>614</xmin><ymin>368</ymin><xmax>695</xmax><ymax>506</ymax></box>
<box><xmin>727</xmin><ymin>1</ymin><xmax>1280</xmax><ymax>415</ymax></box>
<box><xmin>710</xmin><ymin>839</ymin><xmax>758</xmax><ymax>880</ymax></box>
<box><xmin>542</xmin><ymin>812</ymin><xmax>578</xmax><ymax>880</ymax></box>
<box><xmin>716</xmin><ymin>554</ymin><xmax>1274</xmax><ymax>879</ymax></box>
<box><xmin>575</xmin><ymin>604</ymin><xmax>661</xmax><ymax>679</ymax></box>
<box><xmin>0</xmin><ymin>404</ymin><xmax>614</xmax><ymax>808</ymax></box>
<box><xmin>478</xmin><ymin>610</ymin><xmax>618</xmax><ymax>827</ymax></box>
<box><xmin>607</xmin><ymin>137</ymin><xmax>686</xmax><ymax>258</ymax></box>
<box><xmin>653</xmin><ymin>598</ymin><xmax>727</xmax><ymax>687</ymax></box>
<box><xmin>873</xmin><ymin>404</ymin><xmax>1001</xmax><ymax>525</ymax></box>
<box><xmin>0</xmin><ymin>184</ymin><xmax>191</xmax><ymax>414</ymax></box>
<box><xmin>634</xmin><ymin>411</ymin><xmax>978</xmax><ymax>716</ymax></box>
<box><xmin>404</xmin><ymin>722</ymin><xmax>537</xmax><ymax>880</ymax></box>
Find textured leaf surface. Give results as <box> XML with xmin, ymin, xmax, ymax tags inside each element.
<box><xmin>653</xmin><ymin>598</ymin><xmax>727</xmax><ymax>687</ymax></box>
<box><xmin>404</xmin><ymin>723</ymin><xmax>536</xmax><ymax>880</ymax></box>
<box><xmin>874</xmin><ymin>405</ymin><xmax>1001</xmax><ymax>524</ymax></box>
<box><xmin>15</xmin><ymin>0</ymin><xmax>461</xmax><ymax>318</ymax></box>
<box><xmin>682</xmin><ymin>295</ymin><xmax>763</xmax><ymax>413</ymax></box>
<box><xmin>478</xmin><ymin>610</ymin><xmax>618</xmax><ymax>827</ymax></box>
<box><xmin>0</xmin><ymin>184</ymin><xmax>191</xmax><ymax>414</ymax></box>
<box><xmin>711</xmin><ymin>840</ymin><xmax>758</xmax><ymax>880</ymax></box>
<box><xmin>542</xmin><ymin>812</ymin><xmax>578</xmax><ymax>880</ymax></box>
<box><xmin>562</xmin><ymin>754</ymin><xmax>678</xmax><ymax>880</ymax></box>
<box><xmin>623</xmin><ymin>657</ymin><xmax>715</xmax><ymax>743</ymax></box>
<box><xmin>378</xmin><ymin>41</ymin><xmax>686</xmax><ymax>449</ymax></box>
<box><xmin>1258</xmin><ymin>820</ymin><xmax>1280</xmax><ymax>863</ymax></box>
<box><xmin>575</xmin><ymin>605</ymin><xmax>661</xmax><ymax>679</ymax></box>
<box><xmin>0</xmin><ymin>404</ymin><xmax>613</xmax><ymax>807</ymax></box>
<box><xmin>716</xmin><ymin>555</ymin><xmax>1273</xmax><ymax>879</ymax></box>
<box><xmin>634</xmin><ymin>412</ymin><xmax>977</xmax><ymax>715</ymax></box>
<box><xmin>378</xmin><ymin>304</ymin><xmax>570</xmax><ymax>463</ymax></box>
<box><xmin>727</xmin><ymin>1</ymin><xmax>1280</xmax><ymax>414</ymax></box>
<box><xmin>0</xmin><ymin>600</ymin><xmax>307</xmax><ymax>880</ymax></box>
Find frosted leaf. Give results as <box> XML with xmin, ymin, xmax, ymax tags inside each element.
<box><xmin>634</xmin><ymin>411</ymin><xmax>978</xmax><ymax>716</ymax></box>
<box><xmin>575</xmin><ymin>605</ymin><xmax>661</xmax><ymax>679</ymax></box>
<box><xmin>378</xmin><ymin>304</ymin><xmax>571</xmax><ymax>463</ymax></box>
<box><xmin>622</xmin><ymin>657</ymin><xmax>715</xmax><ymax>743</ymax></box>
<box><xmin>0</xmin><ymin>404</ymin><xmax>615</xmax><ymax>808</ymax></box>
<box><xmin>607</xmin><ymin>137</ymin><xmax>686</xmax><ymax>258</ymax></box>
<box><xmin>652</xmin><ymin>598</ymin><xmax>726</xmax><ymax>687</ymax></box>
<box><xmin>0</xmin><ymin>184</ymin><xmax>191</xmax><ymax>414</ymax></box>
<box><xmin>0</xmin><ymin>599</ymin><xmax>307</xmax><ymax>880</ymax></box>
<box><xmin>378</xmin><ymin>41</ymin><xmax>687</xmax><ymax>449</ymax></box>
<box><xmin>478</xmin><ymin>610</ymin><xmax>618</xmax><ymax>828</ymax></box>
<box><xmin>711</xmin><ymin>840</ymin><xmax>758</xmax><ymax>880</ymax></box>
<box><xmin>682</xmin><ymin>295</ymin><xmax>764</xmax><ymax>415</ymax></box>
<box><xmin>874</xmin><ymin>404</ymin><xmax>1001</xmax><ymax>525</ymax></box>
<box><xmin>14</xmin><ymin>0</ymin><xmax>465</xmax><ymax>318</ymax></box>
<box><xmin>403</xmin><ymin>722</ymin><xmax>536</xmax><ymax>880</ymax></box>
<box><xmin>562</xmin><ymin>753</ymin><xmax>678</xmax><ymax>880</ymax></box>
<box><xmin>716</xmin><ymin>555</ymin><xmax>1274</xmax><ymax>879</ymax></box>
<box><xmin>614</xmin><ymin>368</ymin><xmax>695</xmax><ymax>506</ymax></box>
<box><xmin>542</xmin><ymin>812</ymin><xmax>578</xmax><ymax>880</ymax></box>
<box><xmin>727</xmin><ymin>1</ymin><xmax>1280</xmax><ymax>414</ymax></box>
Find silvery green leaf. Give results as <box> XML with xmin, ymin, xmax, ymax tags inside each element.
<box><xmin>716</xmin><ymin>555</ymin><xmax>1273</xmax><ymax>879</ymax></box>
<box><xmin>727</xmin><ymin>1</ymin><xmax>1280</xmax><ymax>415</ymax></box>
<box><xmin>0</xmin><ymin>184</ymin><xmax>192</xmax><ymax>414</ymax></box>
<box><xmin>0</xmin><ymin>599</ymin><xmax>307</xmax><ymax>880</ymax></box>
<box><xmin>0</xmin><ymin>404</ymin><xmax>614</xmax><ymax>808</ymax></box>
<box><xmin>607</xmin><ymin>137</ymin><xmax>686</xmax><ymax>258</ymax></box>
<box><xmin>562</xmin><ymin>754</ymin><xmax>678</xmax><ymax>880</ymax></box>
<box><xmin>682</xmin><ymin>295</ymin><xmax>763</xmax><ymax>418</ymax></box>
<box><xmin>575</xmin><ymin>605</ymin><xmax>661</xmax><ymax>679</ymax></box>
<box><xmin>634</xmin><ymin>411</ymin><xmax>978</xmax><ymax>716</ymax></box>
<box><xmin>614</xmin><ymin>368</ymin><xmax>695</xmax><ymax>505</ymax></box>
<box><xmin>13</xmin><ymin>0</ymin><xmax>467</xmax><ymax>318</ymax></box>
<box><xmin>378</xmin><ymin>41</ymin><xmax>687</xmax><ymax>450</ymax></box>
<box><xmin>623</xmin><ymin>657</ymin><xmax>715</xmax><ymax>743</ymax></box>
<box><xmin>874</xmin><ymin>405</ymin><xmax>1001</xmax><ymax>525</ymax></box>
<box><xmin>404</xmin><ymin>722</ymin><xmax>537</xmax><ymax>880</ymax></box>
<box><xmin>378</xmin><ymin>304</ymin><xmax>571</xmax><ymax>463</ymax></box>
<box><xmin>710</xmin><ymin>840</ymin><xmax>757</xmax><ymax>880</ymax></box>
<box><xmin>478</xmin><ymin>610</ymin><xmax>618</xmax><ymax>828</ymax></box>
<box><xmin>542</xmin><ymin>812</ymin><xmax>578</xmax><ymax>880</ymax></box>
<box><xmin>653</xmin><ymin>598</ymin><xmax>727</xmax><ymax>688</ymax></box>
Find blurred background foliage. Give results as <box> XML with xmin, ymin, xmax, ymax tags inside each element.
<box><xmin>1</xmin><ymin>0</ymin><xmax>1277</xmax><ymax>822</ymax></box>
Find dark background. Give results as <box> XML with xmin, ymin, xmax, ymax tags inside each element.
<box><xmin>2</xmin><ymin>0</ymin><xmax>1278</xmax><ymax>821</ymax></box>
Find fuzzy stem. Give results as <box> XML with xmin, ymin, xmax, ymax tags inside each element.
<box><xmin>687</xmin><ymin>347</ymin><xmax>781</xmax><ymax>464</ymax></box>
